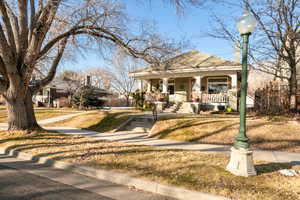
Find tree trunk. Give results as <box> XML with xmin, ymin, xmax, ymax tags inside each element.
<box><xmin>5</xmin><ymin>89</ymin><xmax>40</xmax><ymax>131</ymax></box>
<box><xmin>6</xmin><ymin>96</ymin><xmax>28</xmax><ymax>131</ymax></box>
<box><xmin>125</xmin><ymin>95</ymin><xmax>130</xmax><ymax>107</ymax></box>
<box><xmin>289</xmin><ymin>66</ymin><xmax>298</xmax><ymax>112</ymax></box>
<box><xmin>24</xmin><ymin>90</ymin><xmax>40</xmax><ymax>130</ymax></box>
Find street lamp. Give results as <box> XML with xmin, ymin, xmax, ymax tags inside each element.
<box><xmin>226</xmin><ymin>11</ymin><xmax>257</xmax><ymax>177</ymax></box>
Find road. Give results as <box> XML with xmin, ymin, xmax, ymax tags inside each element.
<box><xmin>0</xmin><ymin>155</ymin><xmax>175</xmax><ymax>200</ymax></box>
<box><xmin>0</xmin><ymin>165</ymin><xmax>113</xmax><ymax>200</ymax></box>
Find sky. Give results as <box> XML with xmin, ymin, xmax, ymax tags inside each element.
<box><xmin>61</xmin><ymin>1</ymin><xmax>242</xmax><ymax>72</ymax></box>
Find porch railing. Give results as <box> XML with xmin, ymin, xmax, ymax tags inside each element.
<box><xmin>200</xmin><ymin>93</ymin><xmax>229</xmax><ymax>103</ymax></box>
<box><xmin>145</xmin><ymin>92</ymin><xmax>229</xmax><ymax>104</ymax></box>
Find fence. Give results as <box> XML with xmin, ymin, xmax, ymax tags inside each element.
<box><xmin>201</xmin><ymin>93</ymin><xmax>229</xmax><ymax>104</ymax></box>
<box><xmin>254</xmin><ymin>81</ymin><xmax>291</xmax><ymax>114</ymax></box>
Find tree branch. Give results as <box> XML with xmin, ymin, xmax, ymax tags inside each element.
<box><xmin>29</xmin><ymin>0</ymin><xmax>36</xmax><ymax>43</ymax></box>
<box><xmin>5</xmin><ymin>2</ymin><xmax>20</xmax><ymax>53</ymax></box>
<box><xmin>32</xmin><ymin>37</ymin><xmax>68</xmax><ymax>93</ymax></box>
<box><xmin>0</xmin><ymin>1</ymin><xmax>16</xmax><ymax>55</ymax></box>
<box><xmin>18</xmin><ymin>0</ymin><xmax>29</xmax><ymax>61</ymax></box>
<box><xmin>0</xmin><ymin>24</ymin><xmax>15</xmax><ymax>69</ymax></box>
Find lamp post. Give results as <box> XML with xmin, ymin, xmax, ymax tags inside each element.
<box><xmin>226</xmin><ymin>11</ymin><xmax>257</xmax><ymax>177</ymax></box>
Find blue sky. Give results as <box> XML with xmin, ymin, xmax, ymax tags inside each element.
<box><xmin>62</xmin><ymin>1</ymin><xmax>241</xmax><ymax>72</ymax></box>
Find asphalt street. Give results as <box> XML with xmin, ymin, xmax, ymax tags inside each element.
<box><xmin>0</xmin><ymin>165</ymin><xmax>113</xmax><ymax>200</ymax></box>
<box><xmin>0</xmin><ymin>155</ymin><xmax>175</xmax><ymax>200</ymax></box>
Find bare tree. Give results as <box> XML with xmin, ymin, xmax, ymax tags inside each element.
<box><xmin>0</xmin><ymin>0</ymin><xmax>200</xmax><ymax>131</ymax></box>
<box><xmin>106</xmin><ymin>49</ymin><xmax>141</xmax><ymax>106</ymax></box>
<box><xmin>84</xmin><ymin>67</ymin><xmax>112</xmax><ymax>90</ymax></box>
<box><xmin>208</xmin><ymin>0</ymin><xmax>300</xmax><ymax>111</ymax></box>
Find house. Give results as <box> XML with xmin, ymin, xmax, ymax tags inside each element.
<box><xmin>33</xmin><ymin>75</ymin><xmax>110</xmax><ymax>108</ymax></box>
<box><xmin>129</xmin><ymin>50</ymin><xmax>242</xmax><ymax>113</ymax></box>
<box><xmin>33</xmin><ymin>76</ymin><xmax>81</xmax><ymax>107</ymax></box>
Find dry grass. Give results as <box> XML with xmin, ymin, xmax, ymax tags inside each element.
<box><xmin>151</xmin><ymin>115</ymin><xmax>300</xmax><ymax>153</ymax></box>
<box><xmin>0</xmin><ymin>108</ymin><xmax>79</xmax><ymax>123</ymax></box>
<box><xmin>46</xmin><ymin>110</ymin><xmax>141</xmax><ymax>132</ymax></box>
<box><xmin>0</xmin><ymin>131</ymin><xmax>299</xmax><ymax>200</ymax></box>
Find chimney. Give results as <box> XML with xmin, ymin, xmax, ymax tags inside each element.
<box><xmin>85</xmin><ymin>75</ymin><xmax>91</xmax><ymax>86</ymax></box>
<box><xmin>234</xmin><ymin>43</ymin><xmax>241</xmax><ymax>62</ymax></box>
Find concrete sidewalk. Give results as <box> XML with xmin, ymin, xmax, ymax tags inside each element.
<box><xmin>48</xmin><ymin>127</ymin><xmax>300</xmax><ymax>164</ymax></box>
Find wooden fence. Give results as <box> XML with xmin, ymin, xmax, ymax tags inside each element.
<box><xmin>254</xmin><ymin>81</ymin><xmax>298</xmax><ymax>114</ymax></box>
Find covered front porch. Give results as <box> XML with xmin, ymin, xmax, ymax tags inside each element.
<box><xmin>139</xmin><ymin>73</ymin><xmax>239</xmax><ymax>112</ymax></box>
<box><xmin>129</xmin><ymin>50</ymin><xmax>242</xmax><ymax>113</ymax></box>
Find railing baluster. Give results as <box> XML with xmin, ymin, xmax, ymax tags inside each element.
<box><xmin>200</xmin><ymin>93</ymin><xmax>228</xmax><ymax>103</ymax></box>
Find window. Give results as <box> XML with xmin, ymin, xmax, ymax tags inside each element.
<box><xmin>207</xmin><ymin>77</ymin><xmax>229</xmax><ymax>94</ymax></box>
<box><xmin>168</xmin><ymin>79</ymin><xmax>175</xmax><ymax>94</ymax></box>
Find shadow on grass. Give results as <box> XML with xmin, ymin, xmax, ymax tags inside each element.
<box><xmin>151</xmin><ymin>118</ymin><xmax>300</xmax><ymax>152</ymax></box>
<box><xmin>0</xmin><ymin>132</ymin><xmax>300</xmax><ymax>200</ymax></box>
<box><xmin>255</xmin><ymin>162</ymin><xmax>298</xmax><ymax>175</ymax></box>
<box><xmin>86</xmin><ymin>111</ymin><xmax>133</xmax><ymax>132</ymax></box>
<box><xmin>150</xmin><ymin>119</ymin><xmax>230</xmax><ymax>140</ymax></box>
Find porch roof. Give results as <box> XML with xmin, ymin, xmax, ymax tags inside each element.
<box><xmin>130</xmin><ymin>50</ymin><xmax>241</xmax><ymax>78</ymax></box>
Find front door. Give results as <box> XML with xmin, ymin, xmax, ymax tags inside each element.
<box><xmin>174</xmin><ymin>78</ymin><xmax>189</xmax><ymax>102</ymax></box>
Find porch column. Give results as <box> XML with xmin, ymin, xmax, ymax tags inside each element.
<box><xmin>230</xmin><ymin>74</ymin><xmax>237</xmax><ymax>89</ymax></box>
<box><xmin>140</xmin><ymin>79</ymin><xmax>144</xmax><ymax>92</ymax></box>
<box><xmin>193</xmin><ymin>76</ymin><xmax>202</xmax><ymax>93</ymax></box>
<box><xmin>146</xmin><ymin>79</ymin><xmax>151</xmax><ymax>92</ymax></box>
<box><xmin>229</xmin><ymin>74</ymin><xmax>238</xmax><ymax>111</ymax></box>
<box><xmin>162</xmin><ymin>77</ymin><xmax>169</xmax><ymax>93</ymax></box>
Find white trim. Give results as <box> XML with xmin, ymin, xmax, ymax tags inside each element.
<box><xmin>129</xmin><ymin>65</ymin><xmax>242</xmax><ymax>78</ymax></box>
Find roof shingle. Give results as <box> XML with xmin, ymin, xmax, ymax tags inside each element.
<box><xmin>130</xmin><ymin>50</ymin><xmax>241</xmax><ymax>73</ymax></box>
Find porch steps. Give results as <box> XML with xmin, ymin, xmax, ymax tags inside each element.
<box><xmin>176</xmin><ymin>102</ymin><xmax>195</xmax><ymax>114</ymax></box>
<box><xmin>163</xmin><ymin>102</ymin><xmax>183</xmax><ymax>113</ymax></box>
<box><xmin>124</xmin><ymin>117</ymin><xmax>154</xmax><ymax>133</ymax></box>
<box><xmin>163</xmin><ymin>103</ymin><xmax>176</xmax><ymax>113</ymax></box>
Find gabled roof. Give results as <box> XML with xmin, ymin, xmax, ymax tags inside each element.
<box><xmin>130</xmin><ymin>50</ymin><xmax>241</xmax><ymax>74</ymax></box>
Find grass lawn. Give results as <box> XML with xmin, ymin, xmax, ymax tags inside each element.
<box><xmin>151</xmin><ymin>114</ymin><xmax>300</xmax><ymax>153</ymax></box>
<box><xmin>0</xmin><ymin>108</ymin><xmax>80</xmax><ymax>123</ymax></box>
<box><xmin>0</xmin><ymin>131</ymin><xmax>299</xmax><ymax>200</ymax></box>
<box><xmin>45</xmin><ymin>110</ymin><xmax>142</xmax><ymax>132</ymax></box>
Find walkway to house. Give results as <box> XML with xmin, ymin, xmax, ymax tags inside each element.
<box><xmin>48</xmin><ymin>126</ymin><xmax>300</xmax><ymax>164</ymax></box>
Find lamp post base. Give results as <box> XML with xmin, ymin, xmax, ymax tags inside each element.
<box><xmin>226</xmin><ymin>147</ymin><xmax>257</xmax><ymax>177</ymax></box>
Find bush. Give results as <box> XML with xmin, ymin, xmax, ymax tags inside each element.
<box><xmin>226</xmin><ymin>107</ymin><xmax>233</xmax><ymax>113</ymax></box>
<box><xmin>131</xmin><ymin>91</ymin><xmax>145</xmax><ymax>109</ymax></box>
<box><xmin>72</xmin><ymin>86</ymin><xmax>106</xmax><ymax>109</ymax></box>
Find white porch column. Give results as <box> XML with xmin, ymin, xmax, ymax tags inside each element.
<box><xmin>193</xmin><ymin>76</ymin><xmax>202</xmax><ymax>93</ymax></box>
<box><xmin>146</xmin><ymin>79</ymin><xmax>151</xmax><ymax>92</ymax></box>
<box><xmin>162</xmin><ymin>77</ymin><xmax>169</xmax><ymax>93</ymax></box>
<box><xmin>228</xmin><ymin>73</ymin><xmax>238</xmax><ymax>111</ymax></box>
<box><xmin>140</xmin><ymin>79</ymin><xmax>144</xmax><ymax>92</ymax></box>
<box><xmin>230</xmin><ymin>74</ymin><xmax>237</xmax><ymax>89</ymax></box>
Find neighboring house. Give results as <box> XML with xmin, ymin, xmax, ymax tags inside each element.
<box><xmin>33</xmin><ymin>75</ymin><xmax>110</xmax><ymax>108</ymax></box>
<box><xmin>129</xmin><ymin>50</ymin><xmax>242</xmax><ymax>113</ymax></box>
<box><xmin>33</xmin><ymin>76</ymin><xmax>81</xmax><ymax>107</ymax></box>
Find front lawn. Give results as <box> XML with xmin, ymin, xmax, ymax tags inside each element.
<box><xmin>0</xmin><ymin>131</ymin><xmax>299</xmax><ymax>200</ymax></box>
<box><xmin>45</xmin><ymin>110</ymin><xmax>141</xmax><ymax>132</ymax></box>
<box><xmin>151</xmin><ymin>114</ymin><xmax>300</xmax><ymax>153</ymax></box>
<box><xmin>0</xmin><ymin>108</ymin><xmax>80</xmax><ymax>123</ymax></box>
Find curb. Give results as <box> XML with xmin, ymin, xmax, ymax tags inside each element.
<box><xmin>0</xmin><ymin>146</ymin><xmax>229</xmax><ymax>200</ymax></box>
